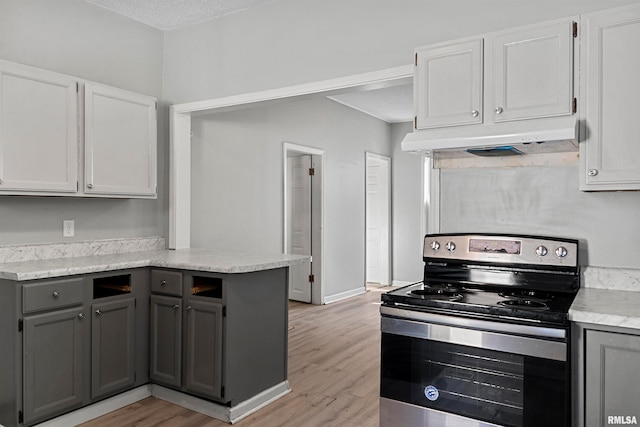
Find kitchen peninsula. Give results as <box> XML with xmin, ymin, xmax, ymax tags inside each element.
<box><xmin>0</xmin><ymin>238</ymin><xmax>308</xmax><ymax>427</ymax></box>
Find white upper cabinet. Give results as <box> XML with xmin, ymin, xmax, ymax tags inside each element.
<box><xmin>0</xmin><ymin>61</ymin><xmax>78</xmax><ymax>193</ymax></box>
<box><xmin>414</xmin><ymin>19</ymin><xmax>576</xmax><ymax>130</ymax></box>
<box><xmin>84</xmin><ymin>83</ymin><xmax>157</xmax><ymax>197</ymax></box>
<box><xmin>414</xmin><ymin>39</ymin><xmax>483</xmax><ymax>129</ymax></box>
<box><xmin>490</xmin><ymin>21</ymin><xmax>575</xmax><ymax>123</ymax></box>
<box><xmin>0</xmin><ymin>59</ymin><xmax>157</xmax><ymax>198</ymax></box>
<box><xmin>580</xmin><ymin>4</ymin><xmax>640</xmax><ymax>191</ymax></box>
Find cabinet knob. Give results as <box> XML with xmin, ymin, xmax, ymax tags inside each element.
<box><xmin>78</xmin><ymin>313</ymin><xmax>84</xmax><ymax>320</ymax></box>
<box><xmin>588</xmin><ymin>169</ymin><xmax>599</xmax><ymax>176</ymax></box>
<box><xmin>52</xmin><ymin>291</ymin><xmax>60</xmax><ymax>298</ymax></box>
<box><xmin>160</xmin><ymin>280</ymin><xmax>167</xmax><ymax>286</ymax></box>
<box><xmin>87</xmin><ymin>183</ymin><xmax>93</xmax><ymax>189</ymax></box>
<box><xmin>186</xmin><ymin>306</ymin><xmax>192</xmax><ymax>311</ymax></box>
<box><xmin>495</xmin><ymin>106</ymin><xmax>504</xmax><ymax>115</ymax></box>
<box><xmin>471</xmin><ymin>110</ymin><xmax>479</xmax><ymax>117</ymax></box>
<box><xmin>0</xmin><ymin>179</ymin><xmax>3</xmax><ymax>184</ymax></box>
<box><xmin>95</xmin><ymin>310</ymin><xmax>102</xmax><ymax>317</ymax></box>
<box><xmin>173</xmin><ymin>304</ymin><xmax>180</xmax><ymax>310</ymax></box>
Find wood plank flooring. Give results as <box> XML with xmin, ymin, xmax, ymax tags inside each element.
<box><xmin>79</xmin><ymin>286</ymin><xmax>390</xmax><ymax>427</ymax></box>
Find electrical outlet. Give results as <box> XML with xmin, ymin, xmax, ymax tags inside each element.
<box><xmin>63</xmin><ymin>220</ymin><xmax>74</xmax><ymax>237</ymax></box>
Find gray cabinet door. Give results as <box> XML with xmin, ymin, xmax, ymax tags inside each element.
<box><xmin>149</xmin><ymin>295</ymin><xmax>182</xmax><ymax>388</ymax></box>
<box><xmin>91</xmin><ymin>297</ymin><xmax>136</xmax><ymax>399</ymax></box>
<box><xmin>23</xmin><ymin>307</ymin><xmax>85</xmax><ymax>425</ymax></box>
<box><xmin>585</xmin><ymin>330</ymin><xmax>640</xmax><ymax>425</ymax></box>
<box><xmin>184</xmin><ymin>298</ymin><xmax>223</xmax><ymax>400</ymax></box>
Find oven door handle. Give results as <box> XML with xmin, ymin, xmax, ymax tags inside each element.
<box><xmin>381</xmin><ymin>315</ymin><xmax>567</xmax><ymax>361</ymax></box>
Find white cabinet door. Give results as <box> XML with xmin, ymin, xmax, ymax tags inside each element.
<box><xmin>0</xmin><ymin>61</ymin><xmax>78</xmax><ymax>193</ymax></box>
<box><xmin>490</xmin><ymin>21</ymin><xmax>575</xmax><ymax>123</ymax></box>
<box><xmin>580</xmin><ymin>5</ymin><xmax>640</xmax><ymax>191</ymax></box>
<box><xmin>414</xmin><ymin>39</ymin><xmax>483</xmax><ymax>129</ymax></box>
<box><xmin>84</xmin><ymin>83</ymin><xmax>157</xmax><ymax>197</ymax></box>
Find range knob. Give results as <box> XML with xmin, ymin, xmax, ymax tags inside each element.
<box><xmin>555</xmin><ymin>246</ymin><xmax>568</xmax><ymax>258</ymax></box>
<box><xmin>445</xmin><ymin>241</ymin><xmax>456</xmax><ymax>252</ymax></box>
<box><xmin>430</xmin><ymin>241</ymin><xmax>440</xmax><ymax>251</ymax></box>
<box><xmin>535</xmin><ymin>245</ymin><xmax>548</xmax><ymax>257</ymax></box>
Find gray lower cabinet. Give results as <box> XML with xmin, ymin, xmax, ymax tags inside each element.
<box><xmin>149</xmin><ymin>295</ymin><xmax>182</xmax><ymax>388</ymax></box>
<box><xmin>91</xmin><ymin>297</ymin><xmax>136</xmax><ymax>399</ymax></box>
<box><xmin>184</xmin><ymin>298</ymin><xmax>223</xmax><ymax>400</ymax></box>
<box><xmin>149</xmin><ymin>270</ymin><xmax>223</xmax><ymax>400</ymax></box>
<box><xmin>22</xmin><ymin>307</ymin><xmax>85</xmax><ymax>425</ymax></box>
<box><xmin>584</xmin><ymin>329</ymin><xmax>640</xmax><ymax>425</ymax></box>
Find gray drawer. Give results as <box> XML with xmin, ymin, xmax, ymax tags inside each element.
<box><xmin>151</xmin><ymin>269</ymin><xmax>183</xmax><ymax>296</ymax></box>
<box><xmin>23</xmin><ymin>278</ymin><xmax>85</xmax><ymax>314</ymax></box>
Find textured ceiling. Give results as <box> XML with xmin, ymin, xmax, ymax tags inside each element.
<box><xmin>85</xmin><ymin>0</ymin><xmax>278</xmax><ymax>30</ymax></box>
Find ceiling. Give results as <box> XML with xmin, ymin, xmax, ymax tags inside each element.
<box><xmin>84</xmin><ymin>0</ymin><xmax>414</xmax><ymax>123</ymax></box>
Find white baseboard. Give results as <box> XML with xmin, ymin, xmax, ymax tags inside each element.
<box><xmin>323</xmin><ymin>287</ymin><xmax>366</xmax><ymax>304</ymax></box>
<box><xmin>35</xmin><ymin>386</ymin><xmax>152</xmax><ymax>427</ymax></box>
<box><xmin>152</xmin><ymin>381</ymin><xmax>290</xmax><ymax>424</ymax></box>
<box><xmin>34</xmin><ymin>381</ymin><xmax>291</xmax><ymax>426</ymax></box>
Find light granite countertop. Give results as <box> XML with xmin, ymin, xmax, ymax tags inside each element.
<box><xmin>568</xmin><ymin>267</ymin><xmax>640</xmax><ymax>331</ymax></box>
<box><xmin>0</xmin><ymin>248</ymin><xmax>310</xmax><ymax>281</ymax></box>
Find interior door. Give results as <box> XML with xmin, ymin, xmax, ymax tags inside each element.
<box><xmin>366</xmin><ymin>154</ymin><xmax>391</xmax><ymax>285</ymax></box>
<box><xmin>287</xmin><ymin>155</ymin><xmax>312</xmax><ymax>303</ymax></box>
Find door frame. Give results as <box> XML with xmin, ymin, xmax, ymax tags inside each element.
<box><xmin>365</xmin><ymin>152</ymin><xmax>392</xmax><ymax>286</ymax></box>
<box><xmin>283</xmin><ymin>142</ymin><xmax>324</xmax><ymax>305</ymax></box>
<box><xmin>168</xmin><ymin>64</ymin><xmax>412</xmax><ymax>249</ymax></box>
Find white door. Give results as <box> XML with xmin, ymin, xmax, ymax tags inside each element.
<box><xmin>287</xmin><ymin>155</ymin><xmax>312</xmax><ymax>303</ymax></box>
<box><xmin>366</xmin><ymin>154</ymin><xmax>391</xmax><ymax>285</ymax></box>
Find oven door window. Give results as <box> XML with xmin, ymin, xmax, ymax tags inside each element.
<box><xmin>381</xmin><ymin>333</ymin><xmax>568</xmax><ymax>427</ymax></box>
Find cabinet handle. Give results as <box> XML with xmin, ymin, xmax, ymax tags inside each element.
<box><xmin>588</xmin><ymin>169</ymin><xmax>599</xmax><ymax>176</ymax></box>
<box><xmin>95</xmin><ymin>310</ymin><xmax>102</xmax><ymax>317</ymax></box>
<box><xmin>186</xmin><ymin>306</ymin><xmax>192</xmax><ymax>311</ymax></box>
<box><xmin>160</xmin><ymin>280</ymin><xmax>167</xmax><ymax>287</ymax></box>
<box><xmin>495</xmin><ymin>106</ymin><xmax>504</xmax><ymax>114</ymax></box>
<box><xmin>78</xmin><ymin>313</ymin><xmax>84</xmax><ymax>320</ymax></box>
<box><xmin>471</xmin><ymin>110</ymin><xmax>479</xmax><ymax>117</ymax></box>
<box><xmin>52</xmin><ymin>291</ymin><xmax>60</xmax><ymax>298</ymax></box>
<box><xmin>173</xmin><ymin>304</ymin><xmax>180</xmax><ymax>310</ymax></box>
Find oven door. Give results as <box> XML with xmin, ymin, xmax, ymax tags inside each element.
<box><xmin>380</xmin><ymin>307</ymin><xmax>570</xmax><ymax>427</ymax></box>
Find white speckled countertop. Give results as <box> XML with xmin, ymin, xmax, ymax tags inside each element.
<box><xmin>0</xmin><ymin>248</ymin><xmax>310</xmax><ymax>281</ymax></box>
<box><xmin>568</xmin><ymin>267</ymin><xmax>640</xmax><ymax>330</ymax></box>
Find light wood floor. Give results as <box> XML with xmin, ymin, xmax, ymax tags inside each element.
<box><xmin>80</xmin><ymin>285</ymin><xmax>391</xmax><ymax>427</ymax></box>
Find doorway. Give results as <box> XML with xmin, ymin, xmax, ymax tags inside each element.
<box><xmin>284</xmin><ymin>143</ymin><xmax>324</xmax><ymax>304</ymax></box>
<box><xmin>366</xmin><ymin>153</ymin><xmax>391</xmax><ymax>286</ymax></box>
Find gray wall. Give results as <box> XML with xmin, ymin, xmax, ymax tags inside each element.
<box><xmin>162</xmin><ymin>0</ymin><xmax>639</xmax><ymax>104</ymax></box>
<box><xmin>190</xmin><ymin>97</ymin><xmax>391</xmax><ymax>300</ymax></box>
<box><xmin>0</xmin><ymin>0</ymin><xmax>166</xmax><ymax>245</ymax></box>
<box><xmin>162</xmin><ymin>0</ymin><xmax>640</xmax><ymax>285</ymax></box>
<box><xmin>440</xmin><ymin>164</ymin><xmax>640</xmax><ymax>269</ymax></box>
<box><xmin>391</xmin><ymin>122</ymin><xmax>424</xmax><ymax>283</ymax></box>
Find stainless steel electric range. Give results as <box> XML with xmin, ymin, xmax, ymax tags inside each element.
<box><xmin>380</xmin><ymin>233</ymin><xmax>579</xmax><ymax>427</ymax></box>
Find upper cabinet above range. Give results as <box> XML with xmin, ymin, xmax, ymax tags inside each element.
<box><xmin>414</xmin><ymin>19</ymin><xmax>577</xmax><ymax>131</ymax></box>
<box><xmin>0</xmin><ymin>60</ymin><xmax>157</xmax><ymax>199</ymax></box>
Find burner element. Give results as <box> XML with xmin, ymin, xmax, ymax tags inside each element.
<box><xmin>409</xmin><ymin>287</ymin><xmax>464</xmax><ymax>301</ymax></box>
<box><xmin>498</xmin><ymin>299</ymin><xmax>549</xmax><ymax>310</ymax></box>
<box><xmin>499</xmin><ymin>290</ymin><xmax>553</xmax><ymax>301</ymax></box>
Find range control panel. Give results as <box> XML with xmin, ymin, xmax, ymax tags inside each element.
<box><xmin>423</xmin><ymin>234</ymin><xmax>578</xmax><ymax>267</ymax></box>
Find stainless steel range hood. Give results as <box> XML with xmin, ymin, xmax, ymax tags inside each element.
<box><xmin>401</xmin><ymin>116</ymin><xmax>578</xmax><ymax>158</ymax></box>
